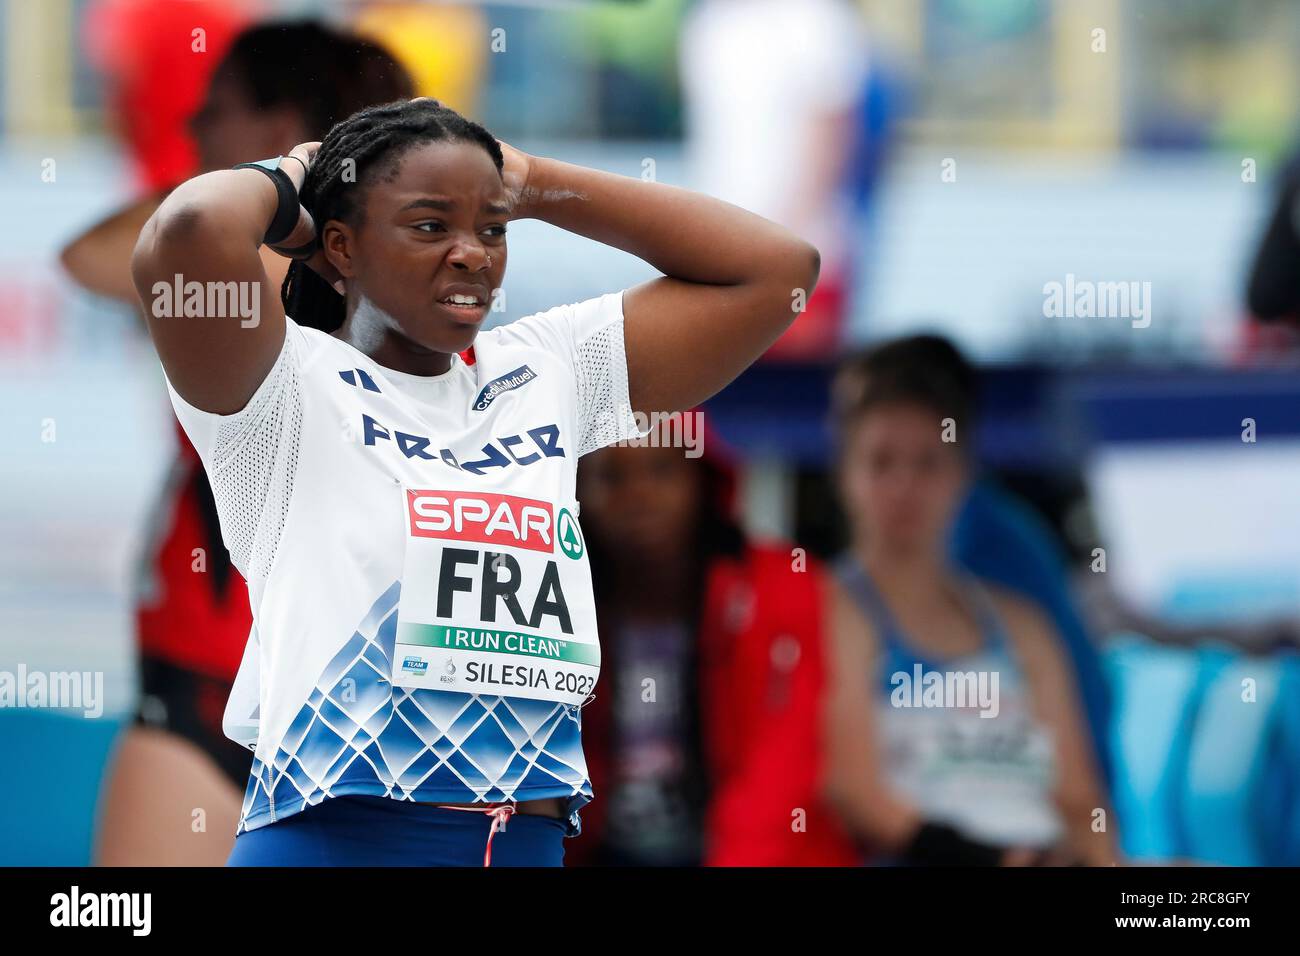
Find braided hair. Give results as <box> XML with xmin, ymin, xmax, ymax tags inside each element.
<box><xmin>282</xmin><ymin>99</ymin><xmax>504</xmax><ymax>333</ymax></box>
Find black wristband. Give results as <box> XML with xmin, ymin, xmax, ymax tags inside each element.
<box><xmin>269</xmin><ymin>236</ymin><xmax>320</xmax><ymax>259</ymax></box>
<box><xmin>233</xmin><ymin>160</ymin><xmax>300</xmax><ymax>246</ymax></box>
<box><xmin>899</xmin><ymin>822</ymin><xmax>1004</xmax><ymax>867</ymax></box>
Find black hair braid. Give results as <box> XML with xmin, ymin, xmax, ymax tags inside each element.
<box><xmin>281</xmin><ymin>98</ymin><xmax>505</xmax><ymax>333</ymax></box>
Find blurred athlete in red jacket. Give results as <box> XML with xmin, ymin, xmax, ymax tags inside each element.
<box><xmin>572</xmin><ymin>413</ymin><xmax>857</xmax><ymax>866</ymax></box>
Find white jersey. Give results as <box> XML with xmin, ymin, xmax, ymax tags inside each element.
<box><xmin>168</xmin><ymin>292</ymin><xmax>648</xmax><ymax>834</ymax></box>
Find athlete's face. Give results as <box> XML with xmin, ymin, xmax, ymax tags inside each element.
<box><xmin>836</xmin><ymin>402</ymin><xmax>969</xmax><ymax>557</ymax></box>
<box><xmin>579</xmin><ymin>445</ymin><xmax>702</xmax><ymax>564</ymax></box>
<box><xmin>327</xmin><ymin>140</ymin><xmax>508</xmax><ymax>356</ymax></box>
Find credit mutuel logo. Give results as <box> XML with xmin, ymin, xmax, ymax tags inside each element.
<box><xmin>472</xmin><ymin>365</ymin><xmax>538</xmax><ymax>411</ymax></box>
<box><xmin>407</xmin><ymin>490</ymin><xmax>554</xmax><ymax>553</ymax></box>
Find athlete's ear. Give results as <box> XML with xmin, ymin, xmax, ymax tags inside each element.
<box><xmin>322</xmin><ymin>221</ymin><xmax>357</xmax><ymax>279</ymax></box>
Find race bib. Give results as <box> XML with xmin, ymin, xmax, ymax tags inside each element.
<box><xmin>392</xmin><ymin>487</ymin><xmax>600</xmax><ymax>707</ymax></box>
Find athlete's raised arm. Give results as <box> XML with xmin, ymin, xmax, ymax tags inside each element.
<box><xmin>504</xmin><ymin>147</ymin><xmax>821</xmax><ymax>415</ymax></box>
<box><xmin>129</xmin><ymin>143</ymin><xmax>325</xmax><ymax>415</ymax></box>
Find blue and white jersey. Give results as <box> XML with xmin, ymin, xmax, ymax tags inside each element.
<box><xmin>167</xmin><ymin>292</ymin><xmax>648</xmax><ymax>834</ymax></box>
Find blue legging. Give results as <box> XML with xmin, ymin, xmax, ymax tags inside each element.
<box><xmin>226</xmin><ymin>796</ymin><xmax>567</xmax><ymax>867</ymax></box>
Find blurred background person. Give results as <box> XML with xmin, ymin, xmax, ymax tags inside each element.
<box><xmin>822</xmin><ymin>335</ymin><xmax>1118</xmax><ymax>866</ymax></box>
<box><xmin>62</xmin><ymin>17</ymin><xmax>416</xmax><ymax>300</ymax></box>
<box><xmin>59</xmin><ymin>0</ymin><xmax>250</xmax><ymax>297</ymax></box>
<box><xmin>947</xmin><ymin>452</ymin><xmax>1115</xmax><ymax>794</ymax></box>
<box><xmin>80</xmin><ymin>0</ymin><xmax>253</xmax><ymax>194</ymax></box>
<box><xmin>1244</xmin><ymin>149</ymin><xmax>1300</xmax><ymax>324</ymax></box>
<box><xmin>1242</xmin><ymin>139</ymin><xmax>1300</xmax><ymax>355</ymax></box>
<box><xmin>680</xmin><ymin>0</ymin><xmax>873</xmax><ymax>359</ymax></box>
<box><xmin>61</xmin><ymin>17</ymin><xmax>415</xmax><ymax>866</ymax></box>
<box><xmin>570</xmin><ymin>415</ymin><xmax>857</xmax><ymax>866</ymax></box>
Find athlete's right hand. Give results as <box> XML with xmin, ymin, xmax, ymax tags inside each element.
<box><xmin>267</xmin><ymin>142</ymin><xmax>345</xmax><ymax>295</ymax></box>
<box><xmin>498</xmin><ymin>140</ymin><xmax>537</xmax><ymax>220</ymax></box>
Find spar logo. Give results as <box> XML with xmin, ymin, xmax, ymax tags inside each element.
<box><xmin>472</xmin><ymin>365</ymin><xmax>537</xmax><ymax>411</ymax></box>
<box><xmin>407</xmin><ymin>490</ymin><xmax>554</xmax><ymax>554</ymax></box>
<box><xmin>557</xmin><ymin>508</ymin><xmax>584</xmax><ymax>560</ymax></box>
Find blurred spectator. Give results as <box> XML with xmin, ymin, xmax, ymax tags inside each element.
<box><xmin>59</xmin><ymin>19</ymin><xmax>414</xmax><ymax>866</ymax></box>
<box><xmin>82</xmin><ymin>0</ymin><xmax>253</xmax><ymax>192</ymax></box>
<box><xmin>680</xmin><ymin>0</ymin><xmax>870</xmax><ymax>359</ymax></box>
<box><xmin>950</xmin><ymin>478</ymin><xmax>1115</xmax><ymax>791</ymax></box>
<box><xmin>822</xmin><ymin>335</ymin><xmax>1118</xmax><ymax>866</ymax></box>
<box><xmin>62</xmin><ymin>19</ymin><xmax>416</xmax><ymax>301</ymax></box>
<box><xmin>571</xmin><ymin>415</ymin><xmax>857</xmax><ymax>866</ymax></box>
<box><xmin>1244</xmin><ymin>147</ymin><xmax>1300</xmax><ymax>355</ymax></box>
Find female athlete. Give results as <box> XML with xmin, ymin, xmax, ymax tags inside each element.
<box><xmin>130</xmin><ymin>97</ymin><xmax>818</xmax><ymax>866</ymax></box>
<box><xmin>822</xmin><ymin>335</ymin><xmax>1118</xmax><ymax>866</ymax></box>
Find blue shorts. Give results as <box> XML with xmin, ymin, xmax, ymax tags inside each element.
<box><xmin>226</xmin><ymin>796</ymin><xmax>567</xmax><ymax>867</ymax></box>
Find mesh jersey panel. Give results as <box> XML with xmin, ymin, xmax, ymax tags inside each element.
<box><xmin>205</xmin><ymin>326</ymin><xmax>305</xmax><ymax>583</ymax></box>
<box><xmin>576</xmin><ymin>314</ymin><xmax>638</xmax><ymax>458</ymax></box>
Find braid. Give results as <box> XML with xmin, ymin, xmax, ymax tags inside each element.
<box><xmin>283</xmin><ymin>99</ymin><xmax>504</xmax><ymax>333</ymax></box>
